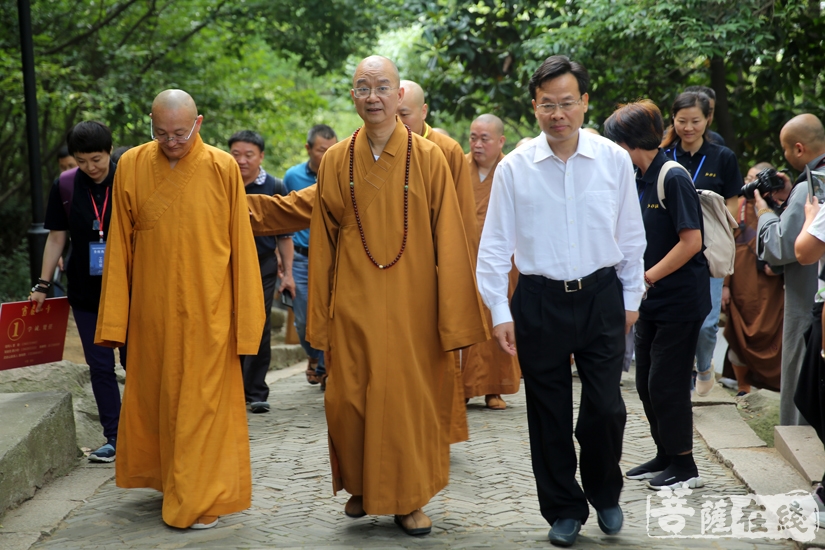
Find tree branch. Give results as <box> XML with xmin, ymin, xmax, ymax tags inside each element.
<box><xmin>139</xmin><ymin>0</ymin><xmax>232</xmax><ymax>73</ymax></box>
<box><xmin>43</xmin><ymin>0</ymin><xmax>143</xmax><ymax>56</ymax></box>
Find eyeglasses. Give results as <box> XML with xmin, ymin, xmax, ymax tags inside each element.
<box><xmin>352</xmin><ymin>86</ymin><xmax>397</xmax><ymax>99</ymax></box>
<box><xmin>469</xmin><ymin>136</ymin><xmax>495</xmax><ymax>144</ymax></box>
<box><xmin>536</xmin><ymin>97</ymin><xmax>584</xmax><ymax>114</ymax></box>
<box><xmin>151</xmin><ymin>119</ymin><xmax>198</xmax><ymax>143</ymax></box>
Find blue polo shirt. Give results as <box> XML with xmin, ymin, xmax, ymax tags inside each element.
<box><xmin>283</xmin><ymin>161</ymin><xmax>317</xmax><ymax>250</ymax></box>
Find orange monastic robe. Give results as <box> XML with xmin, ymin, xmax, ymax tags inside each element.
<box><xmin>463</xmin><ymin>152</ymin><xmax>521</xmax><ymax>398</ymax></box>
<box><xmin>95</xmin><ymin>135</ymin><xmax>265</xmax><ymax>528</ymax></box>
<box><xmin>425</xmin><ymin>123</ymin><xmax>482</xmax><ymax>445</ymax></box>
<box><xmin>248</xmin><ymin>186</ymin><xmax>315</xmax><ymax>236</ymax></box>
<box><xmin>308</xmin><ymin>120</ymin><xmax>487</xmax><ymax>515</ymax></box>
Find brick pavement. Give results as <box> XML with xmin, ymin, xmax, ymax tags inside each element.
<box><xmin>32</xmin><ymin>366</ymin><xmax>796</xmax><ymax>549</ymax></box>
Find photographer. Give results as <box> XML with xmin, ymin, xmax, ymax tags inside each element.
<box><xmin>721</xmin><ymin>163</ymin><xmax>788</xmax><ymax>396</ymax></box>
<box><xmin>755</xmin><ymin>113</ymin><xmax>825</xmax><ymax>425</ymax></box>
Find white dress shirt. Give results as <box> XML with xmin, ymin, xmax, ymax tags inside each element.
<box><xmin>477</xmin><ymin>130</ymin><xmax>647</xmax><ymax>327</ymax></box>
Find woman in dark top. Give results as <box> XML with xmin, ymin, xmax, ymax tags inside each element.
<box><xmin>605</xmin><ymin>100</ymin><xmax>711</xmax><ymax>489</ymax></box>
<box><xmin>661</xmin><ymin>91</ymin><xmax>744</xmax><ymax>397</ymax></box>
<box><xmin>30</xmin><ymin>121</ymin><xmax>124</xmax><ymax>463</ymax></box>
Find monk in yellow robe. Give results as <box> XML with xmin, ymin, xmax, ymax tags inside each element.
<box><xmin>397</xmin><ymin>79</ymin><xmax>482</xmax><ymax>445</ymax></box>
<box><xmin>310</xmin><ymin>56</ymin><xmax>487</xmax><ymax>536</ymax></box>
<box><xmin>94</xmin><ymin>90</ymin><xmax>264</xmax><ymax>530</ymax></box>
<box><xmin>464</xmin><ymin>114</ymin><xmax>521</xmax><ymax>410</ymax></box>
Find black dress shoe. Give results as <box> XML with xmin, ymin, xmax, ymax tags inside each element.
<box><xmin>596</xmin><ymin>505</ymin><xmax>623</xmax><ymax>535</ymax></box>
<box><xmin>548</xmin><ymin>518</ymin><xmax>581</xmax><ymax>547</ymax></box>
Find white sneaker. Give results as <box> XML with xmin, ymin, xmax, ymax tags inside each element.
<box><xmin>695</xmin><ymin>372</ymin><xmax>715</xmax><ymax>397</ymax></box>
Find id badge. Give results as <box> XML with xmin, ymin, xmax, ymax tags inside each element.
<box><xmin>89</xmin><ymin>242</ymin><xmax>106</xmax><ymax>276</ymax></box>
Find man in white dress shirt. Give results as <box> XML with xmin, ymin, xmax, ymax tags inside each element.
<box><xmin>476</xmin><ymin>55</ymin><xmax>646</xmax><ymax>547</ymax></box>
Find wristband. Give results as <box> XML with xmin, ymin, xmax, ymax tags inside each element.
<box><xmin>37</xmin><ymin>278</ymin><xmax>52</xmax><ymax>288</ymax></box>
<box><xmin>31</xmin><ymin>285</ymin><xmax>48</xmax><ymax>294</ymax></box>
<box><xmin>644</xmin><ymin>273</ymin><xmax>655</xmax><ymax>289</ymax></box>
<box><xmin>756</xmin><ymin>208</ymin><xmax>773</xmax><ymax>217</ymax></box>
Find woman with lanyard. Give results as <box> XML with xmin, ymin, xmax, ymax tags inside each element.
<box><xmin>30</xmin><ymin>121</ymin><xmax>125</xmax><ymax>463</ymax></box>
<box><xmin>605</xmin><ymin>100</ymin><xmax>710</xmax><ymax>489</ymax></box>
<box><xmin>662</xmin><ymin>91</ymin><xmax>743</xmax><ymax>397</ymax></box>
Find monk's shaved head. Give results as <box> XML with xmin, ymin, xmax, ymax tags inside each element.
<box><xmin>397</xmin><ymin>79</ymin><xmax>428</xmax><ymax>135</ymax></box>
<box><xmin>353</xmin><ymin>56</ymin><xmax>400</xmax><ymax>88</ymax></box>
<box><xmin>150</xmin><ymin>89</ymin><xmax>202</xmax><ymax>162</ymax></box>
<box><xmin>152</xmin><ymin>89</ymin><xmax>198</xmax><ymax>118</ymax></box>
<box><xmin>472</xmin><ymin>114</ymin><xmax>505</xmax><ymax>137</ymax></box>
<box><xmin>780</xmin><ymin>113</ymin><xmax>825</xmax><ymax>170</ymax></box>
<box><xmin>400</xmin><ymin>80</ymin><xmax>425</xmax><ymax>108</ymax></box>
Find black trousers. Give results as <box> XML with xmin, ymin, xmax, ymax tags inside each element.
<box><xmin>241</xmin><ymin>252</ymin><xmax>278</xmax><ymax>403</ymax></box>
<box><xmin>512</xmin><ymin>268</ymin><xmax>627</xmax><ymax>525</ymax></box>
<box><xmin>634</xmin><ymin>317</ymin><xmax>702</xmax><ymax>456</ymax></box>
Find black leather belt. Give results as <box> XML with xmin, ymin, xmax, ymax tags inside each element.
<box><xmin>295</xmin><ymin>245</ymin><xmax>309</xmax><ymax>256</ymax></box>
<box><xmin>522</xmin><ymin>267</ymin><xmax>614</xmax><ymax>293</ymax></box>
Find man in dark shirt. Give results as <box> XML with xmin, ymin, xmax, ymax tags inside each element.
<box><xmin>229</xmin><ymin>130</ymin><xmax>295</xmax><ymax>413</ymax></box>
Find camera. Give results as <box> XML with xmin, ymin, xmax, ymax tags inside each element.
<box><xmin>741</xmin><ymin>168</ymin><xmax>785</xmax><ymax>200</ymax></box>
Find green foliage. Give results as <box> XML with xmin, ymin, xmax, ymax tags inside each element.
<box><xmin>411</xmin><ymin>0</ymin><xmax>825</xmax><ymax>170</ymax></box>
<box><xmin>1</xmin><ymin>0</ymin><xmax>405</xmax><ymax>292</ymax></box>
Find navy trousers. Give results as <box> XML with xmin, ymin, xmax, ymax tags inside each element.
<box><xmin>73</xmin><ymin>307</ymin><xmax>125</xmax><ymax>441</ymax></box>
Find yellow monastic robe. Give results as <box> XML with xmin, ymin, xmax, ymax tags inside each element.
<box><xmin>463</xmin><ymin>152</ymin><xmax>521</xmax><ymax>398</ymax></box>
<box><xmin>308</xmin><ymin>119</ymin><xmax>487</xmax><ymax>515</ymax></box>
<box><xmin>248</xmin><ymin>185</ymin><xmax>315</xmax><ymax>236</ymax></box>
<box><xmin>94</xmin><ymin>135</ymin><xmax>265</xmax><ymax>528</ymax></box>
<box><xmin>424</xmin><ymin>123</ymin><xmax>481</xmax><ymax>445</ymax></box>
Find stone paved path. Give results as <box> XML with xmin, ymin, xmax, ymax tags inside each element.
<box><xmin>33</xmin><ymin>365</ymin><xmax>796</xmax><ymax>549</ymax></box>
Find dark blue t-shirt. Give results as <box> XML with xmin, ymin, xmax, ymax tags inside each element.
<box><xmin>664</xmin><ymin>138</ymin><xmax>743</xmax><ymax>199</ymax></box>
<box><xmin>638</xmin><ymin>151</ymin><xmax>712</xmax><ymax>322</ymax></box>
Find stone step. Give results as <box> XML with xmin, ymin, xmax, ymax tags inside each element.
<box><xmin>775</xmin><ymin>425</ymin><xmax>825</xmax><ymax>486</ymax></box>
<box><xmin>270</xmin><ymin>344</ymin><xmax>306</xmax><ymax>371</ymax></box>
<box><xmin>0</xmin><ymin>392</ymin><xmax>77</xmax><ymax>518</ymax></box>
<box><xmin>691</xmin><ymin>381</ymin><xmax>736</xmax><ymax>406</ymax></box>
<box><xmin>693</xmin><ymin>404</ymin><xmax>767</xmax><ymax>452</ymax></box>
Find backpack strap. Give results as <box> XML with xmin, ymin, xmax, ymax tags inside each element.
<box><xmin>58</xmin><ymin>167</ymin><xmax>79</xmax><ymax>221</ymax></box>
<box><xmin>656</xmin><ymin>160</ymin><xmax>691</xmax><ymax>209</ymax></box>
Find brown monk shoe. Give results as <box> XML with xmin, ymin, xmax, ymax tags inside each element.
<box><xmin>344</xmin><ymin>495</ymin><xmax>366</xmax><ymax>518</ymax></box>
<box><xmin>394</xmin><ymin>509</ymin><xmax>432</xmax><ymax>536</ymax></box>
<box><xmin>306</xmin><ymin>359</ymin><xmax>320</xmax><ymax>385</ymax></box>
<box><xmin>485</xmin><ymin>394</ymin><xmax>506</xmax><ymax>410</ymax></box>
<box><xmin>190</xmin><ymin>515</ymin><xmax>219</xmax><ymax>529</ymax></box>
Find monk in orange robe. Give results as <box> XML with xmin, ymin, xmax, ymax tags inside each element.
<box><xmin>95</xmin><ymin>90</ymin><xmax>264</xmax><ymax>530</ymax></box>
<box><xmin>311</xmin><ymin>56</ymin><xmax>486</xmax><ymax>536</ymax></box>
<box><xmin>397</xmin><ymin>79</ymin><xmax>482</xmax><ymax>445</ymax></box>
<box><xmin>464</xmin><ymin>114</ymin><xmax>521</xmax><ymax>410</ymax></box>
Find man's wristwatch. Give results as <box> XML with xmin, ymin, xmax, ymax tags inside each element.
<box><xmin>756</xmin><ymin>207</ymin><xmax>774</xmax><ymax>217</ymax></box>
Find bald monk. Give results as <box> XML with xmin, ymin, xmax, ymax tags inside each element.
<box><xmin>398</xmin><ymin>79</ymin><xmax>482</xmax><ymax>444</ymax></box>
<box><xmin>464</xmin><ymin>114</ymin><xmax>521</xmax><ymax>410</ymax></box>
<box><xmin>755</xmin><ymin>113</ymin><xmax>824</xmax><ymax>425</ymax></box>
<box><xmin>95</xmin><ymin>90</ymin><xmax>265</xmax><ymax>530</ymax></box>
<box><xmin>311</xmin><ymin>55</ymin><xmax>485</xmax><ymax>536</ymax></box>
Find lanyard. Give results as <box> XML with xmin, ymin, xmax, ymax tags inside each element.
<box><xmin>672</xmin><ymin>148</ymin><xmax>706</xmax><ymax>183</ymax></box>
<box><xmin>89</xmin><ymin>187</ymin><xmax>110</xmax><ymax>242</ymax></box>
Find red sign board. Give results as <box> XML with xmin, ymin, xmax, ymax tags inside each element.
<box><xmin>0</xmin><ymin>298</ymin><xmax>70</xmax><ymax>371</ymax></box>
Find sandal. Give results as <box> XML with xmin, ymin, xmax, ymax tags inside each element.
<box><xmin>306</xmin><ymin>359</ymin><xmax>320</xmax><ymax>385</ymax></box>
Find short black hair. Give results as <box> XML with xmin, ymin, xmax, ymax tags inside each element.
<box><xmin>307</xmin><ymin>125</ymin><xmax>337</xmax><ymax>147</ymax></box>
<box><xmin>604</xmin><ymin>100</ymin><xmax>664</xmax><ymax>151</ymax></box>
<box><xmin>111</xmin><ymin>145</ymin><xmax>134</xmax><ymax>164</ymax></box>
<box><xmin>684</xmin><ymin>85</ymin><xmax>716</xmax><ymax>102</ymax></box>
<box><xmin>66</xmin><ymin>121</ymin><xmax>112</xmax><ymax>155</ymax></box>
<box><xmin>528</xmin><ymin>55</ymin><xmax>590</xmax><ymax>101</ymax></box>
<box><xmin>228</xmin><ymin>130</ymin><xmax>265</xmax><ymax>153</ymax></box>
<box><xmin>57</xmin><ymin>145</ymin><xmax>71</xmax><ymax>159</ymax></box>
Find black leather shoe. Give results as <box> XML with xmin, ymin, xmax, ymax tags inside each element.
<box><xmin>596</xmin><ymin>505</ymin><xmax>623</xmax><ymax>535</ymax></box>
<box><xmin>548</xmin><ymin>518</ymin><xmax>581</xmax><ymax>547</ymax></box>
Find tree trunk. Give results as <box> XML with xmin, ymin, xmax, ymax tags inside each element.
<box><xmin>710</xmin><ymin>56</ymin><xmax>737</xmax><ymax>155</ymax></box>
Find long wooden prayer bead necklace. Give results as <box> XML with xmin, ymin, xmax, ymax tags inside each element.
<box><xmin>348</xmin><ymin>126</ymin><xmax>411</xmax><ymax>269</ymax></box>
